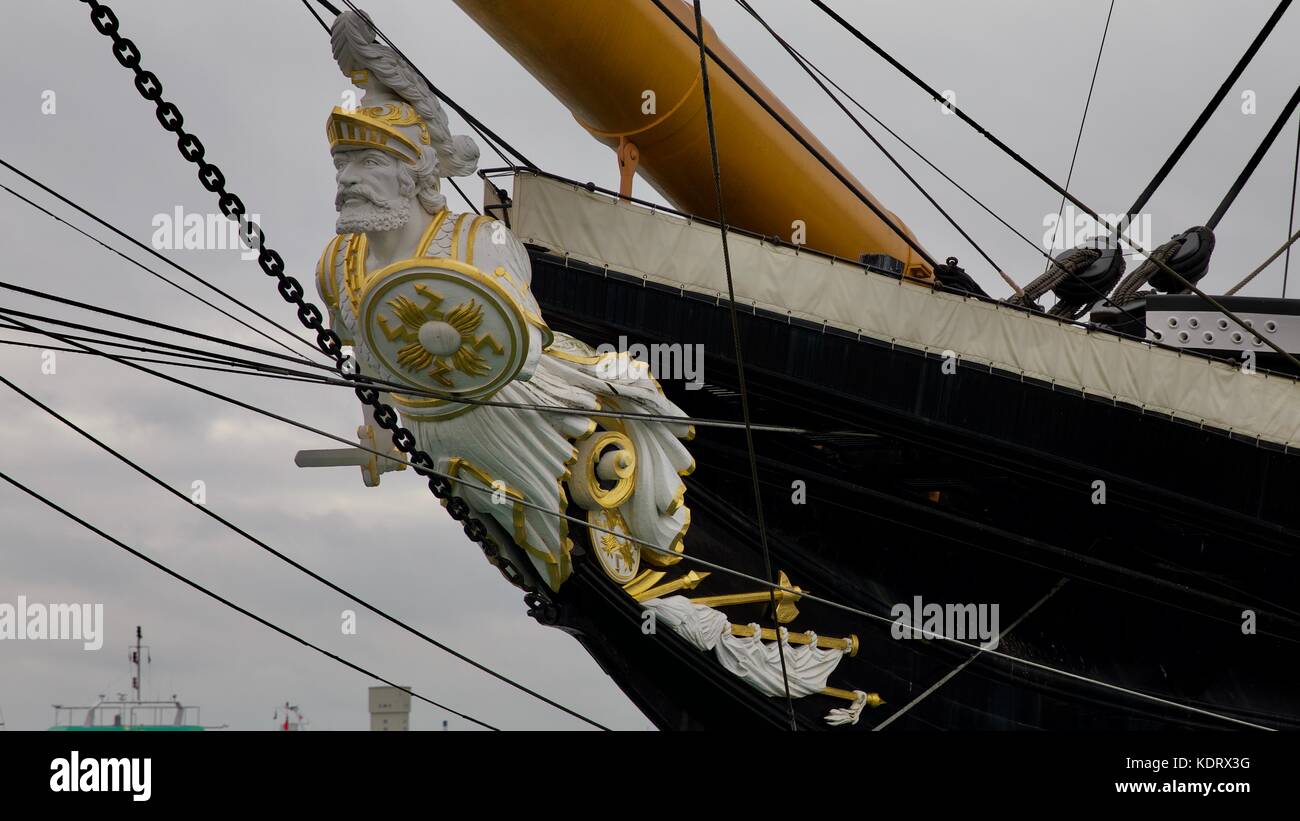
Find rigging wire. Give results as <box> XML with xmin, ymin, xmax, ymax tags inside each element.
<box><xmin>0</xmin><ymin>337</ymin><xmax>332</xmax><ymax>386</ymax></box>
<box><xmin>647</xmin><ymin>0</ymin><xmax>937</xmax><ymax>270</ymax></box>
<box><xmin>0</xmin><ymin>275</ymin><xmax>892</xmax><ymax>436</ymax></box>
<box><xmin>299</xmin><ymin>0</ymin><xmax>327</xmax><ymax>31</ymax></box>
<box><xmin>0</xmin><ymin>308</ymin><xmax>629</xmax><ymax>567</ymax></box>
<box><xmin>805</xmin><ymin>0</ymin><xmax>1300</xmax><ymax>372</ymax></box>
<box><xmin>305</xmin><ymin>0</ymin><xmax>538</xmax><ymax>173</ymax></box>
<box><xmin>0</xmin><ymin>318</ymin><xmax>335</xmax><ymax>375</ymax></box>
<box><xmin>0</xmin><ymin>144</ymin><xmax>945</xmax><ymax>430</ymax></box>
<box><xmin>82</xmin><ymin>0</ymin><xmax>765</xmax><ymax>728</ymax></box>
<box><xmin>1288</xmin><ymin>115</ymin><xmax>1300</xmax><ymax>297</ymax></box>
<box><xmin>1040</xmin><ymin>0</ymin><xmax>1116</xmax><ymax>279</ymax></box>
<box><xmin>1217</xmin><ymin>92</ymin><xmax>1300</xmax><ymax>295</ymax></box>
<box><xmin>658</xmin><ymin>0</ymin><xmax>1154</xmax><ymax>333</ymax></box>
<box><xmin>807</xmin><ymin>0</ymin><xmax>1086</xmax><ymax>211</ymax></box>
<box><xmin>12</xmin><ymin>298</ymin><xmax>1300</xmax><ymax>592</ymax></box>
<box><xmin>699</xmin><ymin>440</ymin><xmax>1300</xmax><ymax>631</ymax></box>
<box><xmin>0</xmin><ymin>280</ymin><xmax>330</xmax><ymax>373</ymax></box>
<box><xmin>0</xmin><ymin>469</ymin><xmax>498</xmax><ymax>731</ymax></box>
<box><xmin>1224</xmin><ymin>226</ymin><xmax>1300</xmax><ymax>296</ymax></box>
<box><xmin>0</xmin><ymin>302</ymin><xmax>883</xmax><ymax>436</ymax></box>
<box><xmin>339</xmin><ymin>0</ymin><xmax>537</xmax><ymax>170</ymax></box>
<box><xmin>58</xmin><ymin>0</ymin><xmax>1289</xmax><ymax>732</ymax></box>
<box><xmin>807</xmin><ymin>0</ymin><xmax>1290</xmax><ymax>235</ymax></box>
<box><xmin>1206</xmin><ymin>83</ymin><xmax>1300</xmax><ymax>230</ymax></box>
<box><xmin>791</xmin><ymin>57</ymin><xmax>1043</xmax><ymax>258</ymax></box>
<box><xmin>871</xmin><ymin>579</ymin><xmax>1069</xmax><ymax>732</ymax></box>
<box><xmin>1122</xmin><ymin>0</ymin><xmax>1293</xmax><ymax>228</ymax></box>
<box><xmin>0</xmin><ymin>182</ymin><xmax>314</xmax><ymax>364</ymax></box>
<box><xmin>446</xmin><ymin>177</ymin><xmax>482</xmax><ymax>216</ymax></box>
<box><xmin>295</xmin><ymin>2</ymin><xmax>483</xmax><ymax>216</ymax></box>
<box><xmin>0</xmin><ymin>370</ymin><xmax>610</xmax><ymax>731</ymax></box>
<box><xmin>693</xmin><ymin>38</ymin><xmax>1159</xmax><ymax>334</ymax></box>
<box><xmin>0</xmin><ymin>306</ymin><xmax>338</xmax><ymax>376</ymax></box>
<box><xmin>9</xmin><ymin>308</ymin><xmax>1280</xmax><ymax>730</ymax></box>
<box><xmin>731</xmin><ymin>0</ymin><xmax>1016</xmax><ymax>291</ymax></box>
<box><xmin>691</xmin><ymin>0</ymin><xmax>796</xmax><ymax>730</ymax></box>
<box><xmin>0</xmin><ymin>158</ymin><xmax>322</xmax><ymax>362</ymax></box>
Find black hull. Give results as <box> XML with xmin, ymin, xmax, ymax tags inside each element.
<box><xmin>528</xmin><ymin>248</ymin><xmax>1300</xmax><ymax>731</ymax></box>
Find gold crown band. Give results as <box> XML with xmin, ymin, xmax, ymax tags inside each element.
<box><xmin>327</xmin><ymin>105</ymin><xmax>427</xmax><ymax>164</ymax></box>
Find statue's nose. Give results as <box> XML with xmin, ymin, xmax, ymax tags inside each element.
<box><xmin>337</xmin><ymin>162</ymin><xmax>362</xmax><ymax>185</ymax></box>
<box><xmin>338</xmin><ymin>176</ymin><xmax>365</xmax><ymax>199</ymax></box>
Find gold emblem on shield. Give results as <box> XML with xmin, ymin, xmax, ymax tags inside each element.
<box><xmin>360</xmin><ymin>259</ymin><xmax>529</xmax><ymax>414</ymax></box>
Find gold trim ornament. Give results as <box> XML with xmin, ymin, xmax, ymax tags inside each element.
<box><xmin>587</xmin><ymin>508</ymin><xmax>640</xmax><ymax>584</ymax></box>
<box><xmin>326</xmin><ymin>102</ymin><xmax>430</xmax><ymax>164</ymax></box>
<box><xmin>360</xmin><ymin>259</ymin><xmax>530</xmax><ymax>417</ymax></box>
<box><xmin>569</xmin><ymin>430</ymin><xmax>636</xmax><ymax>510</ymax></box>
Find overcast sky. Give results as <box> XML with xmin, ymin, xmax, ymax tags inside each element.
<box><xmin>1</xmin><ymin>0</ymin><xmax>1296</xmax><ymax>731</ymax></box>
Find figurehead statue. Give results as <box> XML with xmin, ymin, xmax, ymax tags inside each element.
<box><xmin>301</xmin><ymin>8</ymin><xmax>877</xmax><ymax>725</ymax></box>
<box><xmin>328</xmin><ymin>8</ymin><xmax>478</xmax><ymax>224</ymax></box>
<box><xmin>312</xmin><ymin>9</ymin><xmax>694</xmax><ymax>594</ymax></box>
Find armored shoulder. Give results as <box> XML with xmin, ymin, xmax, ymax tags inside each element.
<box><xmin>315</xmin><ymin>235</ymin><xmax>347</xmax><ymax>313</ymax></box>
<box><xmin>450</xmin><ymin>213</ymin><xmax>551</xmax><ymax>348</ymax></box>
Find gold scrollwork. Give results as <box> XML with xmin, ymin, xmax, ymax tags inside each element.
<box><xmin>445</xmin><ymin>456</ymin><xmax>571</xmax><ymax>590</ymax></box>
<box><xmin>568</xmin><ymin>430</ymin><xmax>636</xmax><ymax>511</ymax></box>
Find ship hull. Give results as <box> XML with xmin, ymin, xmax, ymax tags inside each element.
<box><xmin>529</xmin><ymin>246</ymin><xmax>1300</xmax><ymax>731</ymax></box>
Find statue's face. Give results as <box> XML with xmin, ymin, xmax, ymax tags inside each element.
<box><xmin>333</xmin><ymin>147</ymin><xmax>413</xmax><ymax>234</ymax></box>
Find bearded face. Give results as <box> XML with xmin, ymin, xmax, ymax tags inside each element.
<box><xmin>333</xmin><ymin>147</ymin><xmax>414</xmax><ymax>234</ymax></box>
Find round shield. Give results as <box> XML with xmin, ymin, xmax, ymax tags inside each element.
<box><xmin>359</xmin><ymin>259</ymin><xmax>529</xmax><ymax>413</ymax></box>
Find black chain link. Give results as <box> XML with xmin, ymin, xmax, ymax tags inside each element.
<box><xmin>446</xmin><ymin>498</ymin><xmax>470</xmax><ymax>521</ymax></box>
<box><xmin>79</xmin><ymin>0</ymin><xmax>542</xmax><ymax>602</ymax></box>
<box><xmin>407</xmin><ymin>451</ymin><xmax>434</xmax><ymax>477</ymax></box>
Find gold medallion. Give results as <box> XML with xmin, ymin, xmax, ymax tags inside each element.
<box><xmin>359</xmin><ymin>259</ymin><xmax>529</xmax><ymax>417</ymax></box>
<box><xmin>587</xmin><ymin>508</ymin><xmax>641</xmax><ymax>584</ymax></box>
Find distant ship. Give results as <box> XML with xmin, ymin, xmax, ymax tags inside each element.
<box><xmin>48</xmin><ymin>626</ymin><xmax>219</xmax><ymax>731</ymax></box>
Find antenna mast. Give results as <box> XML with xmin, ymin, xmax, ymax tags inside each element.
<box><xmin>130</xmin><ymin>625</ymin><xmax>146</xmax><ymax>702</ymax></box>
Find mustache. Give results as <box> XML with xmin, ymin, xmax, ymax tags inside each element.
<box><xmin>335</xmin><ymin>184</ymin><xmax>397</xmax><ymax>211</ymax></box>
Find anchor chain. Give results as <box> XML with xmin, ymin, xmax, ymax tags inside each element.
<box><xmin>77</xmin><ymin>0</ymin><xmax>545</xmax><ymax>609</ymax></box>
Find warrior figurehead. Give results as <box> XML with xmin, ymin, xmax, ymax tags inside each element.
<box><xmin>301</xmin><ymin>5</ymin><xmax>875</xmax><ymax>724</ymax></box>
<box><xmin>326</xmin><ymin>10</ymin><xmax>478</xmax><ymax>234</ymax></box>
<box><xmin>311</xmin><ymin>8</ymin><xmax>693</xmax><ymax>598</ymax></box>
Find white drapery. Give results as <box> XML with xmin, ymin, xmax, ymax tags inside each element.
<box><xmin>641</xmin><ymin>595</ymin><xmax>845</xmax><ymax>698</ymax></box>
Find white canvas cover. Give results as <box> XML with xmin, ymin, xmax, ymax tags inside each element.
<box><xmin>509</xmin><ymin>173</ymin><xmax>1300</xmax><ymax>449</ymax></box>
